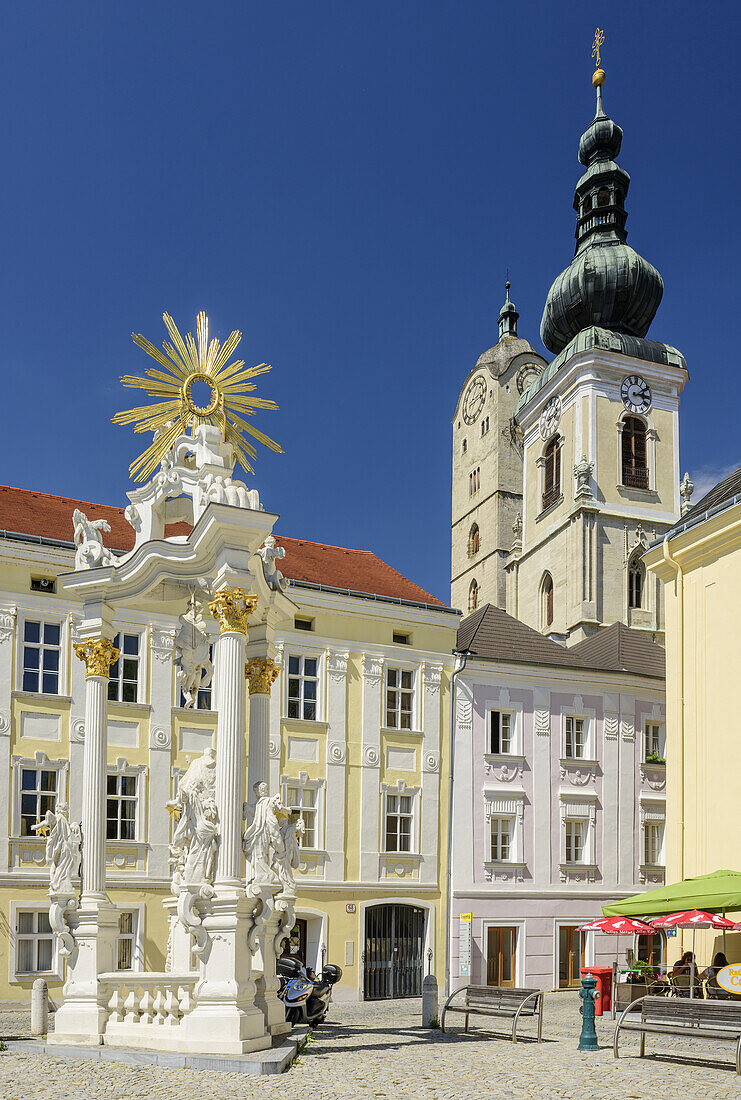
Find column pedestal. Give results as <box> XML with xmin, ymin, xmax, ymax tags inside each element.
<box><xmin>253</xmin><ymin>893</ymin><xmax>292</xmax><ymax>1038</ymax></box>
<box><xmin>48</xmin><ymin>901</ymin><xmax>119</xmax><ymax>1044</ymax></box>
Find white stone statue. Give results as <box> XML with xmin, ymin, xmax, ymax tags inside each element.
<box><xmin>167</xmin><ymin>747</ymin><xmax>219</xmax><ymax>954</ymax></box>
<box><xmin>573</xmin><ymin>454</ymin><xmax>595</xmax><ymax>498</ymax></box>
<box><xmin>274</xmin><ymin>813</ymin><xmax>304</xmax><ymax>893</ymax></box>
<box><xmin>72</xmin><ymin>509</ymin><xmax>118</xmax><ymax>570</ymax></box>
<box><xmin>32</xmin><ymin>803</ymin><xmax>81</xmax><ymax>956</ymax></box>
<box><xmin>257</xmin><ymin>535</ymin><xmax>288</xmax><ymax>592</ymax></box>
<box><xmin>680</xmin><ymin>471</ymin><xmax>694</xmax><ymax>515</ymax></box>
<box><xmin>243</xmin><ymin>782</ymin><xmax>284</xmax><ymax>885</ymax></box>
<box><xmin>173</xmin><ymin>596</ymin><xmax>214</xmax><ymax>709</ymax></box>
<box><xmin>199</xmin><ymin>472</ymin><xmax>258</xmax><ymax>510</ymax></box>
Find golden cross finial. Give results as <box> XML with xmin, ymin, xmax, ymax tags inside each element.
<box><xmin>592</xmin><ymin>28</ymin><xmax>604</xmax><ymax>69</ymax></box>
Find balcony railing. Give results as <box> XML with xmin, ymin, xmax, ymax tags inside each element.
<box><xmin>622</xmin><ymin>465</ymin><xmax>649</xmax><ymax>490</ymax></box>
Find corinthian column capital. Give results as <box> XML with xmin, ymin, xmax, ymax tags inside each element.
<box><xmin>74</xmin><ymin>638</ymin><xmax>120</xmax><ymax>678</ymax></box>
<box><xmin>208</xmin><ymin>588</ymin><xmax>258</xmax><ymax>635</ymax></box>
<box><xmin>245</xmin><ymin>657</ymin><xmax>279</xmax><ymax>695</ymax></box>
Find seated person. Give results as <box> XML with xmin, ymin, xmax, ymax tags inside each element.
<box><xmin>671</xmin><ymin>951</ymin><xmax>696</xmax><ymax>978</ymax></box>
<box><xmin>701</xmin><ymin>951</ymin><xmax>728</xmax><ymax>981</ymax></box>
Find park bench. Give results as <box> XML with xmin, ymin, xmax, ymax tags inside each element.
<box><xmin>614</xmin><ymin>994</ymin><xmax>741</xmax><ymax>1073</ymax></box>
<box><xmin>441</xmin><ymin>985</ymin><xmax>544</xmax><ymax>1042</ymax></box>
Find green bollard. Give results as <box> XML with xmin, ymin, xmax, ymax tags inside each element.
<box><xmin>578</xmin><ymin>974</ymin><xmax>600</xmax><ymax>1051</ymax></box>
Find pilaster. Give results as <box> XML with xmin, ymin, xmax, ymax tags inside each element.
<box><xmin>0</xmin><ymin>606</ymin><xmax>16</xmax><ymax>874</ymax></box>
<box><xmin>420</xmin><ymin>662</ymin><xmax>443</xmax><ymax>885</ymax></box>
<box><xmin>359</xmin><ymin>654</ymin><xmax>383</xmax><ymax>882</ymax></box>
<box><xmin>324</xmin><ymin>648</ymin><xmax>349</xmax><ymax>881</ymax></box>
<box><xmin>148</xmin><ymin>625</ymin><xmax>176</xmax><ymax>880</ymax></box>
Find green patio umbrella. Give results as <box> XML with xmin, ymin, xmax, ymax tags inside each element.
<box><xmin>603</xmin><ymin>870</ymin><xmax>741</xmax><ymax>918</ymax></box>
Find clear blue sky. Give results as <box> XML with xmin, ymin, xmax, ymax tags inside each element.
<box><xmin>2</xmin><ymin>1</ymin><xmax>738</xmax><ymax>604</ymax></box>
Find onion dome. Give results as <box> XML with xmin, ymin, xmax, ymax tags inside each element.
<box><xmin>540</xmin><ymin>75</ymin><xmax>663</xmax><ymax>355</ymax></box>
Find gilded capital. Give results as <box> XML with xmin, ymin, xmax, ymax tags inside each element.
<box><xmin>208</xmin><ymin>587</ymin><xmax>258</xmax><ymax>634</ymax></box>
<box><xmin>74</xmin><ymin>638</ymin><xmax>120</xmax><ymax>678</ymax></box>
<box><xmin>245</xmin><ymin>656</ymin><xmax>279</xmax><ymax>695</ymax></box>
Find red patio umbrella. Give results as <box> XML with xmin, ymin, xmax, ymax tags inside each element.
<box><xmin>578</xmin><ymin>917</ymin><xmax>657</xmax><ymax>1017</ymax></box>
<box><xmin>651</xmin><ymin>910</ymin><xmax>736</xmax><ymax>997</ymax></box>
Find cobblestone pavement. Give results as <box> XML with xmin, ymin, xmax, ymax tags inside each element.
<box><xmin>0</xmin><ymin>993</ymin><xmax>739</xmax><ymax>1099</ymax></box>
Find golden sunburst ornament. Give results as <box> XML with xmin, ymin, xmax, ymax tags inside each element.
<box><xmin>112</xmin><ymin>311</ymin><xmax>283</xmax><ymax>482</ymax></box>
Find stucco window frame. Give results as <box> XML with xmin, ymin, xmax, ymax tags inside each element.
<box><xmin>381</xmin><ymin>779</ymin><xmax>421</xmax><ymax>856</ymax></box>
<box><xmin>106</xmin><ymin>757</ymin><xmax>148</xmax><ymax>845</ymax></box>
<box><xmin>485</xmin><ymin>698</ymin><xmax>524</xmax><ymax>758</ymax></box>
<box><xmin>640</xmin><ymin>800</ymin><xmax>666</xmax><ymax>870</ymax></box>
<box><xmin>616</xmin><ymin>410</ymin><xmax>658</xmax><ymax>495</ymax></box>
<box><xmin>17</xmin><ymin>612</ymin><xmax>70</xmax><ymax>697</ymax></box>
<box><xmin>536</xmin><ymin>432</ymin><xmax>564</xmax><ymax>517</ymax></box>
<box><xmin>108</xmin><ymin>626</ymin><xmax>149</xmax><ymax>706</ymax></box>
<box><xmin>114</xmin><ymin>902</ymin><xmax>146</xmax><ymax>972</ymax></box>
<box><xmin>559</xmin><ymin>795</ymin><xmax>597</xmax><ymax>867</ymax></box>
<box><xmin>280</xmin><ymin>771</ymin><xmax>326</xmax><ymax>853</ymax></box>
<box><xmin>283</xmin><ymin>644</ymin><xmax>326</xmax><ymax>724</ymax></box>
<box><xmin>643</xmin><ymin>718</ymin><xmax>666</xmax><ymax>763</ymax></box>
<box><xmin>382</xmin><ymin>658</ymin><xmax>422</xmax><ymax>734</ymax></box>
<box><xmin>484</xmin><ymin>793</ymin><xmax>525</xmax><ymax>867</ymax></box>
<box><xmin>560</xmin><ymin>706</ymin><xmax>597</xmax><ymax>763</ymax></box>
<box><xmin>11</xmin><ymin>750</ymin><xmax>70</xmax><ymax>839</ymax></box>
<box><xmin>8</xmin><ymin>902</ymin><xmax>63</xmax><ymax>984</ymax></box>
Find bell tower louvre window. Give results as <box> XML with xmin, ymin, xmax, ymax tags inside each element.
<box><xmin>542</xmin><ymin>438</ymin><xmax>561</xmax><ymax>509</ymax></box>
<box><xmin>622</xmin><ymin>416</ymin><xmax>648</xmax><ymax>489</ymax></box>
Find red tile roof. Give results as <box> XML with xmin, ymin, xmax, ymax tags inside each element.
<box><xmin>0</xmin><ymin>484</ymin><xmax>445</xmax><ymax>607</ymax></box>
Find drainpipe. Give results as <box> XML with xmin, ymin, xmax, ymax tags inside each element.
<box><xmin>661</xmin><ymin>534</ymin><xmax>684</xmax><ymax>881</ymax></box>
<box><xmin>444</xmin><ymin>648</ymin><xmax>470</xmax><ymax>1000</ymax></box>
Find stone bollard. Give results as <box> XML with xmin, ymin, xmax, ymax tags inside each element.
<box><xmin>31</xmin><ymin>978</ymin><xmax>48</xmax><ymax>1036</ymax></box>
<box><xmin>422</xmin><ymin>972</ymin><xmax>439</xmax><ymax>1027</ymax></box>
<box><xmin>577</xmin><ymin>974</ymin><xmax>600</xmax><ymax>1051</ymax></box>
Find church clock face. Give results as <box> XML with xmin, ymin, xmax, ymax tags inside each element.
<box><xmin>539</xmin><ymin>394</ymin><xmax>562</xmax><ymax>440</ymax></box>
<box><xmin>462</xmin><ymin>375</ymin><xmax>487</xmax><ymax>424</ymax></box>
<box><xmin>621</xmin><ymin>374</ymin><xmax>652</xmax><ymax>414</ymax></box>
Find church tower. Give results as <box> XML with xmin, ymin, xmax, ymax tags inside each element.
<box><xmin>451</xmin><ymin>286</ymin><xmax>547</xmax><ymax>613</ymax></box>
<box><xmin>506</xmin><ymin>61</ymin><xmax>688</xmax><ymax>642</ymax></box>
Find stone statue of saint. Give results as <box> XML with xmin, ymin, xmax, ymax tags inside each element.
<box><xmin>72</xmin><ymin>509</ymin><xmax>118</xmax><ymax>570</ymax></box>
<box><xmin>33</xmin><ymin>803</ymin><xmax>81</xmax><ymax>894</ymax></box>
<box><xmin>243</xmin><ymin>782</ymin><xmax>283</xmax><ymax>884</ymax></box>
<box><xmin>257</xmin><ymin>535</ymin><xmax>288</xmax><ymax>592</ymax></box>
<box><xmin>174</xmin><ymin>595</ymin><xmax>214</xmax><ymax>709</ymax></box>
<box><xmin>168</xmin><ymin>747</ymin><xmax>219</xmax><ymax>888</ymax></box>
<box><xmin>274</xmin><ymin>813</ymin><xmax>304</xmax><ymax>893</ymax></box>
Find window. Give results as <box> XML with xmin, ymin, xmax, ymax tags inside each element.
<box><xmin>287</xmin><ymin>655</ymin><xmax>318</xmax><ymax>720</ymax></box>
<box><xmin>582</xmin><ymin>194</ymin><xmax>592</xmax><ymax>214</ymax></box>
<box><xmin>541</xmin><ymin>573</ymin><xmax>554</xmax><ymax>629</ymax></box>
<box><xmin>469</xmin><ymin>467</ymin><xmax>480</xmax><ymax>496</ymax></box>
<box><xmin>393</xmin><ymin>632</ymin><xmax>410</xmax><ymax>645</ymax></box>
<box><xmin>16</xmin><ymin>911</ymin><xmax>54</xmax><ymax>974</ymax></box>
<box><xmin>622</xmin><ymin>416</ymin><xmax>648</xmax><ymax>489</ymax></box>
<box><xmin>468</xmin><ymin>523</ymin><xmax>480</xmax><ymax>557</ymax></box>
<box><xmin>20</xmin><ymin>767</ymin><xmax>57</xmax><ymax>836</ymax></box>
<box><xmin>385</xmin><ymin>793</ymin><xmax>413</xmax><ymax>852</ymax></box>
<box><xmin>22</xmin><ymin>620</ymin><xmax>60</xmax><ymax>694</ymax></box>
<box><xmin>116</xmin><ymin>911</ymin><xmax>136</xmax><ymax>970</ymax></box>
<box><xmin>461</xmin><ymin>437</ymin><xmax>467</xmax><ymax>455</ymax></box>
<box><xmin>108</xmin><ymin>633</ymin><xmax>140</xmax><ymax>703</ymax></box>
<box><xmin>179</xmin><ymin>643</ymin><xmax>213</xmax><ymax>710</ymax></box>
<box><xmin>106</xmin><ymin>773</ymin><xmax>137</xmax><ymax>840</ymax></box>
<box><xmin>564</xmin><ymin>819</ymin><xmax>584</xmax><ymax>863</ymax></box>
<box><xmin>294</xmin><ymin>617</ymin><xmax>314</xmax><ymax>632</ymax></box>
<box><xmin>542</xmin><ymin>438</ymin><xmax>561</xmax><ymax>509</ymax></box>
<box><xmin>643</xmin><ymin>822</ymin><xmax>664</xmax><ymax>866</ymax></box>
<box><xmin>628</xmin><ymin>555</ymin><xmax>645</xmax><ymax>610</ymax></box>
<box><xmin>386</xmin><ymin>667</ymin><xmax>413</xmax><ymax>729</ymax></box>
<box><xmin>565</xmin><ymin>716</ymin><xmax>586</xmax><ymax>759</ymax></box>
<box><xmin>285</xmin><ymin>785</ymin><xmax>318</xmax><ymax>848</ymax></box>
<box><xmin>645</xmin><ymin>722</ymin><xmax>665</xmax><ymax>763</ymax></box>
<box><xmin>481</xmin><ymin>416</ymin><xmax>490</xmax><ymax>435</ymax></box>
<box><xmin>468</xmin><ymin>579</ymin><xmax>479</xmax><ymax>613</ymax></box>
<box><xmin>597</xmin><ymin>186</ymin><xmax>610</xmax><ymax>207</ymax></box>
<box><xmin>490</xmin><ymin>817</ymin><xmax>512</xmax><ymax>861</ymax></box>
<box><xmin>489</xmin><ymin>711</ymin><xmax>512</xmax><ymax>755</ymax></box>
<box><xmin>30</xmin><ymin>576</ymin><xmax>56</xmax><ymax>594</ymax></box>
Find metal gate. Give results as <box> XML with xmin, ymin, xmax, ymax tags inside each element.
<box><xmin>363</xmin><ymin>904</ymin><xmax>426</xmax><ymax>999</ymax></box>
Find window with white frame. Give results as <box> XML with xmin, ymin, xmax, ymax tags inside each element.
<box><xmin>22</xmin><ymin>620</ymin><xmax>61</xmax><ymax>694</ymax></box>
<box><xmin>20</xmin><ymin>767</ymin><xmax>57</xmax><ymax>836</ymax></box>
<box><xmin>284</xmin><ymin>784</ymin><xmax>318</xmax><ymax>849</ymax></box>
<box><xmin>116</xmin><ymin>910</ymin><xmax>136</xmax><ymax>970</ymax></box>
<box><xmin>489</xmin><ymin>711</ymin><xmax>512</xmax><ymax>754</ymax></box>
<box><xmin>15</xmin><ymin>910</ymin><xmax>54</xmax><ymax>975</ymax></box>
<box><xmin>490</xmin><ymin>816</ymin><xmax>513</xmax><ymax>861</ymax></box>
<box><xmin>643</xmin><ymin>821</ymin><xmax>664</xmax><ymax>866</ymax></box>
<box><xmin>287</xmin><ymin>654</ymin><xmax>318</xmax><ymax>721</ymax></box>
<box><xmin>108</xmin><ymin>633</ymin><xmax>140</xmax><ymax>703</ymax></box>
<box><xmin>645</xmin><ymin>721</ymin><xmax>665</xmax><ymax>763</ymax></box>
<box><xmin>564</xmin><ymin>716</ymin><xmax>587</xmax><ymax>759</ymax></box>
<box><xmin>106</xmin><ymin>773</ymin><xmax>138</xmax><ymax>840</ymax></box>
<box><xmin>179</xmin><ymin>643</ymin><xmax>214</xmax><ymax>709</ymax></box>
<box><xmin>564</xmin><ymin>819</ymin><xmax>585</xmax><ymax>863</ymax></box>
<box><xmin>386</xmin><ymin>667</ymin><xmax>414</xmax><ymax>729</ymax></box>
<box><xmin>384</xmin><ymin>792</ymin><xmax>414</xmax><ymax>853</ymax></box>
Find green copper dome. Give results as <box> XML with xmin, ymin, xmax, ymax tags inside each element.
<box><xmin>540</xmin><ymin>84</ymin><xmax>663</xmax><ymax>356</ymax></box>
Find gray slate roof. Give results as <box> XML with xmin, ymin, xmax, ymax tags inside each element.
<box><xmin>458</xmin><ymin>604</ymin><xmax>665</xmax><ymax>680</ymax></box>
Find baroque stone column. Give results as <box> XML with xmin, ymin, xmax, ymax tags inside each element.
<box><xmin>245</xmin><ymin>657</ymin><xmax>279</xmax><ymax>805</ymax></box>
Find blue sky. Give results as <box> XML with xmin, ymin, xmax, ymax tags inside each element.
<box><xmin>2</xmin><ymin>1</ymin><xmax>738</xmax><ymax>603</ymax></box>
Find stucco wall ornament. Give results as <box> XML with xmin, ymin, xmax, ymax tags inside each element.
<box><xmin>166</xmin><ymin>747</ymin><xmax>219</xmax><ymax>955</ymax></box>
<box><xmin>32</xmin><ymin>803</ymin><xmax>81</xmax><ymax>956</ymax></box>
<box><xmin>257</xmin><ymin>535</ymin><xmax>289</xmax><ymax>592</ymax></box>
<box><xmin>680</xmin><ymin>471</ymin><xmax>694</xmax><ymax>515</ymax></box>
<box><xmin>174</xmin><ymin>596</ymin><xmax>213</xmax><ymax>709</ymax></box>
<box><xmin>72</xmin><ymin>510</ymin><xmax>119</xmax><ymax>571</ymax></box>
<box><xmin>573</xmin><ymin>454</ymin><xmax>595</xmax><ymax>499</ymax></box>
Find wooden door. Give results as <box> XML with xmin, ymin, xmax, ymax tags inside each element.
<box><xmin>558</xmin><ymin>926</ymin><xmax>585</xmax><ymax>988</ymax></box>
<box><xmin>486</xmin><ymin>926</ymin><xmax>517</xmax><ymax>987</ymax></box>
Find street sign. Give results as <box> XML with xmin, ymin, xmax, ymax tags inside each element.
<box><xmin>459</xmin><ymin>913</ymin><xmax>472</xmax><ymax>978</ymax></box>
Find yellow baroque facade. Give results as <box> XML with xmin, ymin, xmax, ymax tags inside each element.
<box><xmin>0</xmin><ymin>487</ymin><xmax>458</xmax><ymax>1005</ymax></box>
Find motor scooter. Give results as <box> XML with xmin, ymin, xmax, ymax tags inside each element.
<box><xmin>277</xmin><ymin>955</ymin><xmax>343</xmax><ymax>1027</ymax></box>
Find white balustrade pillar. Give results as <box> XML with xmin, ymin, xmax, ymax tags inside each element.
<box><xmin>246</xmin><ymin>657</ymin><xmax>279</xmax><ymax>803</ymax></box>
<box><xmin>74</xmin><ymin>637</ymin><xmax>119</xmax><ymax>901</ymax></box>
<box><xmin>209</xmin><ymin>589</ymin><xmax>254</xmax><ymax>889</ymax></box>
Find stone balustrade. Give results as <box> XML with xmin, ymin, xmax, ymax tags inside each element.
<box><xmin>100</xmin><ymin>972</ymin><xmax>199</xmax><ymax>1049</ymax></box>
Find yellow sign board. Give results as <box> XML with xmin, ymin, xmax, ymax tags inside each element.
<box><xmin>717</xmin><ymin>964</ymin><xmax>741</xmax><ymax>994</ymax></box>
<box><xmin>459</xmin><ymin>912</ymin><xmax>472</xmax><ymax>922</ymax></box>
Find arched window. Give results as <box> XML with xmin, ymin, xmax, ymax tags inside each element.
<box><xmin>541</xmin><ymin>573</ymin><xmax>554</xmax><ymax>629</ymax></box>
<box><xmin>597</xmin><ymin>186</ymin><xmax>610</xmax><ymax>207</ymax></box>
<box><xmin>628</xmin><ymin>555</ymin><xmax>645</xmax><ymax>611</ymax></box>
<box><xmin>582</xmin><ymin>194</ymin><xmax>592</xmax><ymax>214</ymax></box>
<box><xmin>622</xmin><ymin>416</ymin><xmax>648</xmax><ymax>489</ymax></box>
<box><xmin>543</xmin><ymin>438</ymin><xmax>561</xmax><ymax>509</ymax></box>
<box><xmin>468</xmin><ymin>579</ymin><xmax>479</xmax><ymax>613</ymax></box>
<box><xmin>468</xmin><ymin>523</ymin><xmax>480</xmax><ymax>558</ymax></box>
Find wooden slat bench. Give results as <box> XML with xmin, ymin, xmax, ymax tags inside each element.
<box><xmin>614</xmin><ymin>995</ymin><xmax>741</xmax><ymax>1074</ymax></box>
<box><xmin>441</xmin><ymin>985</ymin><xmax>544</xmax><ymax>1042</ymax></box>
